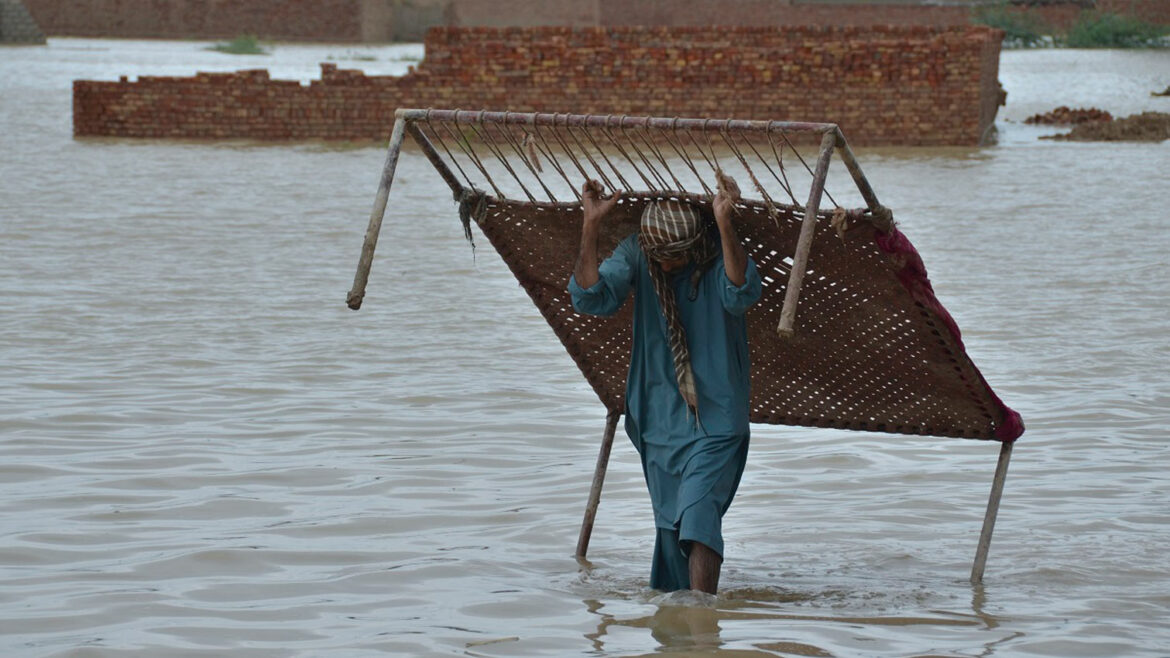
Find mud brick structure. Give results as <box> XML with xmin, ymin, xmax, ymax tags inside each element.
<box><xmin>73</xmin><ymin>25</ymin><xmax>1005</xmax><ymax>146</ymax></box>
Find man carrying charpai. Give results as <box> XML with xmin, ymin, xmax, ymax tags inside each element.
<box><xmin>569</xmin><ymin>176</ymin><xmax>762</xmax><ymax>593</ymax></box>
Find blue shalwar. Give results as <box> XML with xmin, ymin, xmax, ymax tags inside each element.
<box><xmin>569</xmin><ymin>234</ymin><xmax>763</xmax><ymax>591</ymax></box>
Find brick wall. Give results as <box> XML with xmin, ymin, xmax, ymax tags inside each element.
<box><xmin>27</xmin><ymin>0</ymin><xmax>1170</xmax><ymax>41</ymax></box>
<box><xmin>977</xmin><ymin>26</ymin><xmax>1004</xmax><ymax>144</ymax></box>
<box><xmin>451</xmin><ymin>0</ymin><xmax>1170</xmax><ymax>31</ymax></box>
<box><xmin>447</xmin><ymin>0</ymin><xmax>1170</xmax><ymax>31</ymax></box>
<box><xmin>73</xmin><ymin>26</ymin><xmax>1004</xmax><ymax>146</ymax></box>
<box><xmin>24</xmin><ymin>0</ymin><xmax>980</xmax><ymax>40</ymax></box>
<box><xmin>22</xmin><ymin>0</ymin><xmax>368</xmax><ymax>41</ymax></box>
<box><xmin>538</xmin><ymin>0</ymin><xmax>975</xmax><ymax>28</ymax></box>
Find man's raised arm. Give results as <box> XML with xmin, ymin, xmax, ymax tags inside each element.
<box><xmin>573</xmin><ymin>180</ymin><xmax>623</xmax><ymax>289</ymax></box>
<box><xmin>713</xmin><ymin>176</ymin><xmax>748</xmax><ymax>287</ymax></box>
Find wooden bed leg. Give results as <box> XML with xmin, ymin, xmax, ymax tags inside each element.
<box><xmin>347</xmin><ymin>115</ymin><xmax>407</xmax><ymax>310</ymax></box>
<box><xmin>777</xmin><ymin>129</ymin><xmax>837</xmax><ymax>336</ymax></box>
<box><xmin>971</xmin><ymin>441</ymin><xmax>1014</xmax><ymax>585</ymax></box>
<box><xmin>833</xmin><ymin>128</ymin><xmax>882</xmax><ymax>213</ymax></box>
<box><xmin>576</xmin><ymin>410</ymin><xmax>621</xmax><ymax>559</ymax></box>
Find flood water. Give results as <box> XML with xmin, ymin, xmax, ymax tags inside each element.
<box><xmin>2</xmin><ymin>40</ymin><xmax>1169</xmax><ymax>656</ymax></box>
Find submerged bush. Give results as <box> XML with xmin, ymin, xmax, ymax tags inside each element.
<box><xmin>973</xmin><ymin>4</ymin><xmax>1048</xmax><ymax>48</ymax></box>
<box><xmin>208</xmin><ymin>35</ymin><xmax>268</xmax><ymax>56</ymax></box>
<box><xmin>973</xmin><ymin>4</ymin><xmax>1169</xmax><ymax>48</ymax></box>
<box><xmin>1060</xmin><ymin>12</ymin><xmax>1169</xmax><ymax>48</ymax></box>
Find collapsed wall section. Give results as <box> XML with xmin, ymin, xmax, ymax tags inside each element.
<box><xmin>73</xmin><ymin>25</ymin><xmax>1005</xmax><ymax>146</ymax></box>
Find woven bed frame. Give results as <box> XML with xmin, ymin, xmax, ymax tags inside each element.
<box><xmin>347</xmin><ymin>109</ymin><xmax>1024</xmax><ymax>584</ymax></box>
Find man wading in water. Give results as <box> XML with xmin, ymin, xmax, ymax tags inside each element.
<box><xmin>569</xmin><ymin>178</ymin><xmax>762</xmax><ymax>593</ymax></box>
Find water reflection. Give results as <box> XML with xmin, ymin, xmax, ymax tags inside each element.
<box><xmin>586</xmin><ymin>597</ymin><xmax>730</xmax><ymax>655</ymax></box>
<box><xmin>969</xmin><ymin>584</ymin><xmax>1030</xmax><ymax>657</ymax></box>
<box><xmin>584</xmin><ymin>587</ymin><xmax>1003</xmax><ymax>657</ymax></box>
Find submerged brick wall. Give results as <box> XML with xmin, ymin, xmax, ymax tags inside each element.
<box><xmin>74</xmin><ymin>26</ymin><xmax>1004</xmax><ymax>146</ymax></box>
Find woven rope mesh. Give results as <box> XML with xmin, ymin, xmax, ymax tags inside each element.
<box><xmin>387</xmin><ymin>111</ymin><xmax>1019</xmax><ymax>441</ymax></box>
<box><xmin>471</xmin><ymin>195</ymin><xmax>1013</xmax><ymax>441</ymax></box>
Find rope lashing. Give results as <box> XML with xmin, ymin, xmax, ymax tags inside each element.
<box><xmin>777</xmin><ymin>128</ymin><xmax>839</xmax><ymax>209</ymax></box>
<box><xmin>439</xmin><ymin>109</ymin><xmax>506</xmax><ymax>199</ymax></box>
<box><xmin>465</xmin><ymin>114</ymin><xmax>538</xmax><ymax>203</ymax></box>
<box><xmin>616</xmin><ymin>117</ymin><xmax>672</xmax><ymax>191</ymax></box>
<box><xmin>666</xmin><ymin>118</ymin><xmax>714</xmax><ymax>196</ymax></box>
<box><xmin>570</xmin><ymin>120</ymin><xmax>630</xmax><ymax>193</ymax></box>
<box><xmin>546</xmin><ymin>115</ymin><xmax>599</xmax><ymax>196</ymax></box>
<box><xmin>492</xmin><ymin>116</ymin><xmax>557</xmax><ymax>202</ymax></box>
<box><xmin>632</xmin><ymin>124</ymin><xmax>688</xmax><ymax>193</ymax></box>
<box><xmin>869</xmin><ymin>205</ymin><xmax>895</xmax><ymax>233</ymax></box>
<box><xmin>529</xmin><ymin>122</ymin><xmax>582</xmax><ymax>202</ymax></box>
<box><xmin>831</xmin><ymin>207</ymin><xmax>850</xmax><ymax>242</ymax></box>
<box><xmin>720</xmin><ymin>127</ymin><xmax>782</xmax><ymax>225</ymax></box>
<box><xmin>765</xmin><ymin>125</ymin><xmax>801</xmax><ymax>207</ymax></box>
<box><xmin>457</xmin><ymin>186</ymin><xmax>489</xmax><ymax>252</ymax></box>
<box><xmin>688</xmin><ymin>119</ymin><xmax>721</xmax><ymax>177</ymax></box>
<box><xmin>598</xmin><ymin>116</ymin><xmax>659</xmax><ymax>192</ymax></box>
<box><xmin>424</xmin><ymin>109</ymin><xmax>476</xmax><ymax>190</ymax></box>
<box><xmin>521</xmin><ymin>132</ymin><xmax>543</xmax><ymax>173</ymax></box>
<box><xmin>715</xmin><ymin>167</ymin><xmax>740</xmax><ymax>207</ymax></box>
<box><xmin>828</xmin><ymin>206</ymin><xmax>892</xmax><ymax>243</ymax></box>
<box><xmin>417</xmin><ymin>111</ymin><xmax>884</xmax><ymax>261</ymax></box>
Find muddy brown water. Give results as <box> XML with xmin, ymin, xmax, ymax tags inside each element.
<box><xmin>2</xmin><ymin>41</ymin><xmax>1169</xmax><ymax>656</ymax></box>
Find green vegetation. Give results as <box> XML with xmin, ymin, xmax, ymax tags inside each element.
<box><xmin>973</xmin><ymin>4</ymin><xmax>1169</xmax><ymax>49</ymax></box>
<box><xmin>207</xmin><ymin>35</ymin><xmax>269</xmax><ymax>56</ymax></box>
<box><xmin>1060</xmin><ymin>12</ymin><xmax>1169</xmax><ymax>48</ymax></box>
<box><xmin>973</xmin><ymin>4</ymin><xmax>1047</xmax><ymax>48</ymax></box>
<box><xmin>326</xmin><ymin>50</ymin><xmax>378</xmax><ymax>62</ymax></box>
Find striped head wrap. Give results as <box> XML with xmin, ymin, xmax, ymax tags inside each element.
<box><xmin>638</xmin><ymin>200</ymin><xmax>719</xmax><ymax>418</ymax></box>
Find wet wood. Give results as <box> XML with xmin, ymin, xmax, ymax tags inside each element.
<box><xmin>576</xmin><ymin>410</ymin><xmax>621</xmax><ymax>559</ymax></box>
<box><xmin>971</xmin><ymin>440</ymin><xmax>1014</xmax><ymax>584</ymax></box>
<box><xmin>777</xmin><ymin>130</ymin><xmax>837</xmax><ymax>336</ymax></box>
<box><xmin>834</xmin><ymin>129</ymin><xmax>882</xmax><ymax>212</ymax></box>
<box><xmin>396</xmin><ymin>108</ymin><xmax>835</xmax><ymax>136</ymax></box>
<box><xmin>347</xmin><ymin>117</ymin><xmax>406</xmax><ymax>310</ymax></box>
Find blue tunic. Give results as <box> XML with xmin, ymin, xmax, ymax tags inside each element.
<box><xmin>569</xmin><ymin>234</ymin><xmax>763</xmax><ymax>590</ymax></box>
